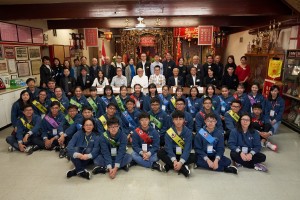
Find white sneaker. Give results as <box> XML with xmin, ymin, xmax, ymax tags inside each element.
<box><xmin>261</xmin><ymin>141</ymin><xmax>266</xmax><ymax>147</ymax></box>
<box><xmin>266</xmin><ymin>141</ymin><xmax>277</xmax><ymax>152</ymax></box>
<box><xmin>8</xmin><ymin>146</ymin><xmax>16</xmax><ymax>152</ymax></box>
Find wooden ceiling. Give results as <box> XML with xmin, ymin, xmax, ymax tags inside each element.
<box><xmin>0</xmin><ymin>0</ymin><xmax>298</xmax><ymax>32</ymax></box>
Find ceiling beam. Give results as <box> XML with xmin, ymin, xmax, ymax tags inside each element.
<box><xmin>47</xmin><ymin>16</ymin><xmax>294</xmax><ymax>29</ymax></box>
<box><xmin>0</xmin><ymin>0</ymin><xmax>292</xmax><ymax>20</ymax></box>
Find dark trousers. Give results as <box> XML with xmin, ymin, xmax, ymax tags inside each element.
<box><xmin>230</xmin><ymin>151</ymin><xmax>266</xmax><ymax>169</ymax></box>
<box><xmin>160</xmin><ymin>135</ymin><xmax>165</xmax><ymax>147</ymax></box>
<box><xmin>196</xmin><ymin>155</ymin><xmax>231</xmax><ymax>172</ymax></box>
<box><xmin>71</xmin><ymin>157</ymin><xmax>93</xmax><ymax>173</ymax></box>
<box><xmin>6</xmin><ymin>135</ymin><xmax>36</xmax><ymax>151</ymax></box>
<box><xmin>157</xmin><ymin>148</ymin><xmax>195</xmax><ymax>169</ymax></box>
<box><xmin>31</xmin><ymin>137</ymin><xmax>60</xmax><ymax>149</ymax></box>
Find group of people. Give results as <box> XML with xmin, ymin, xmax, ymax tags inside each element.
<box><xmin>39</xmin><ymin>53</ymin><xmax>251</xmax><ymax>98</ymax></box>
<box><xmin>6</xmin><ymin>53</ymin><xmax>284</xmax><ymax>180</ymax></box>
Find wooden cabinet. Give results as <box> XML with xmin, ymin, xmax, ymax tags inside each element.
<box><xmin>245</xmin><ymin>53</ymin><xmax>285</xmax><ymax>88</ymax></box>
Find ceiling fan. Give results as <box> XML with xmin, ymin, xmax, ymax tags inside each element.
<box><xmin>124</xmin><ymin>16</ymin><xmax>160</xmax><ymax>30</ymax></box>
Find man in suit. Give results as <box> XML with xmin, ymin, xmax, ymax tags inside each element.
<box><xmin>111</xmin><ymin>56</ymin><xmax>126</xmax><ymax>76</ymax></box>
<box><xmin>168</xmin><ymin>68</ymin><xmax>183</xmax><ymax>87</ymax></box>
<box><xmin>76</xmin><ymin>68</ymin><xmax>92</xmax><ymax>90</ymax></box>
<box><xmin>89</xmin><ymin>58</ymin><xmax>101</xmax><ymax>82</ymax></box>
<box><xmin>40</xmin><ymin>56</ymin><xmax>53</xmax><ymax>88</ymax></box>
<box><xmin>187</xmin><ymin>55</ymin><xmax>204</xmax><ymax>79</ymax></box>
<box><xmin>101</xmin><ymin>57</ymin><xmax>115</xmax><ymax>83</ymax></box>
<box><xmin>186</xmin><ymin>67</ymin><xmax>202</xmax><ymax>87</ymax></box>
<box><xmin>60</xmin><ymin>68</ymin><xmax>76</xmax><ymax>98</ymax></box>
<box><xmin>203</xmin><ymin>55</ymin><xmax>218</xmax><ymax>78</ymax></box>
<box><xmin>136</xmin><ymin>53</ymin><xmax>151</xmax><ymax>77</ymax></box>
<box><xmin>162</xmin><ymin>53</ymin><xmax>176</xmax><ymax>83</ymax></box>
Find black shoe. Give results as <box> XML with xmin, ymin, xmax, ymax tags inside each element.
<box><xmin>78</xmin><ymin>170</ymin><xmax>91</xmax><ymax>180</ymax></box>
<box><xmin>129</xmin><ymin>160</ymin><xmax>137</xmax><ymax>167</ymax></box>
<box><xmin>122</xmin><ymin>164</ymin><xmax>130</xmax><ymax>172</ymax></box>
<box><xmin>66</xmin><ymin>155</ymin><xmax>71</xmax><ymax>161</ymax></box>
<box><xmin>59</xmin><ymin>148</ymin><xmax>67</xmax><ymax>158</ymax></box>
<box><xmin>179</xmin><ymin>165</ymin><xmax>190</xmax><ymax>177</ymax></box>
<box><xmin>162</xmin><ymin>164</ymin><xmax>170</xmax><ymax>173</ymax></box>
<box><xmin>53</xmin><ymin>146</ymin><xmax>60</xmax><ymax>152</ymax></box>
<box><xmin>92</xmin><ymin>166</ymin><xmax>107</xmax><ymax>175</ymax></box>
<box><xmin>224</xmin><ymin>166</ymin><xmax>238</xmax><ymax>174</ymax></box>
<box><xmin>66</xmin><ymin>169</ymin><xmax>77</xmax><ymax>178</ymax></box>
<box><xmin>151</xmin><ymin>162</ymin><xmax>162</xmax><ymax>172</ymax></box>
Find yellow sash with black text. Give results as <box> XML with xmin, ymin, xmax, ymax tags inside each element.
<box><xmin>50</xmin><ymin>98</ymin><xmax>66</xmax><ymax>113</ymax></box>
<box><xmin>32</xmin><ymin>100</ymin><xmax>47</xmax><ymax>114</ymax></box>
<box><xmin>20</xmin><ymin>118</ymin><xmax>34</xmax><ymax>130</ymax></box>
<box><xmin>166</xmin><ymin>128</ymin><xmax>185</xmax><ymax>149</ymax></box>
<box><xmin>99</xmin><ymin>115</ymin><xmax>107</xmax><ymax>130</ymax></box>
<box><xmin>228</xmin><ymin>110</ymin><xmax>240</xmax><ymax>122</ymax></box>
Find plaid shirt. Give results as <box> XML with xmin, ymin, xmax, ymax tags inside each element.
<box><xmin>149</xmin><ymin>74</ymin><xmax>166</xmax><ymax>87</ymax></box>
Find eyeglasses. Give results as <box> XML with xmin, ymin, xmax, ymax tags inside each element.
<box><xmin>203</xmin><ymin>102</ymin><xmax>212</xmax><ymax>105</ymax></box>
<box><xmin>231</xmin><ymin>105</ymin><xmax>240</xmax><ymax>108</ymax></box>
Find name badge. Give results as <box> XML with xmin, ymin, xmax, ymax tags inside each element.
<box><xmin>162</xmin><ymin>105</ymin><xmax>166</xmax><ymax>111</ymax></box>
<box><xmin>151</xmin><ymin>122</ymin><xmax>156</xmax><ymax>129</ymax></box>
<box><xmin>136</xmin><ymin>101</ymin><xmax>140</xmax><ymax>108</ymax></box>
<box><xmin>221</xmin><ymin>106</ymin><xmax>226</xmax><ymax>112</ymax></box>
<box><xmin>242</xmin><ymin>147</ymin><xmax>248</xmax><ymax>154</ymax></box>
<box><xmin>68</xmin><ymin>81</ymin><xmax>71</xmax><ymax>84</ymax></box>
<box><xmin>168</xmin><ymin>66</ymin><xmax>171</xmax><ymax>69</ymax></box>
<box><xmin>207</xmin><ymin>145</ymin><xmax>213</xmax><ymax>153</ymax></box>
<box><xmin>53</xmin><ymin>129</ymin><xmax>57</xmax><ymax>135</ymax></box>
<box><xmin>87</xmin><ymin>81</ymin><xmax>90</xmax><ymax>83</ymax></box>
<box><xmin>142</xmin><ymin>143</ymin><xmax>147</xmax><ymax>152</ymax></box>
<box><xmin>176</xmin><ymin>146</ymin><xmax>182</xmax><ymax>155</ymax></box>
<box><xmin>41</xmin><ymin>114</ymin><xmax>45</xmax><ymax>119</ymax></box>
<box><xmin>270</xmin><ymin>110</ymin><xmax>275</xmax><ymax>117</ymax></box>
<box><xmin>111</xmin><ymin>148</ymin><xmax>117</xmax><ymax>156</ymax></box>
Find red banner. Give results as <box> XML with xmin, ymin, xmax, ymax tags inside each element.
<box><xmin>262</xmin><ymin>79</ymin><xmax>283</xmax><ymax>98</ymax></box>
<box><xmin>140</xmin><ymin>36</ymin><xmax>155</xmax><ymax>46</ymax></box>
<box><xmin>174</xmin><ymin>27</ymin><xmax>198</xmax><ymax>38</ymax></box>
<box><xmin>84</xmin><ymin>28</ymin><xmax>98</xmax><ymax>47</ymax></box>
<box><xmin>198</xmin><ymin>26</ymin><xmax>213</xmax><ymax>45</ymax></box>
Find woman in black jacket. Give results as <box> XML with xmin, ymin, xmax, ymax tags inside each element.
<box><xmin>40</xmin><ymin>56</ymin><xmax>53</xmax><ymax>88</ymax></box>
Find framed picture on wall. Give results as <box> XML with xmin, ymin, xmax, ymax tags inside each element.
<box><xmin>0</xmin><ymin>60</ymin><xmax>8</xmax><ymax>73</ymax></box>
<box><xmin>15</xmin><ymin>46</ymin><xmax>28</xmax><ymax>60</ymax></box>
<box><xmin>7</xmin><ymin>59</ymin><xmax>17</xmax><ymax>73</ymax></box>
<box><xmin>3</xmin><ymin>46</ymin><xmax>15</xmax><ymax>59</ymax></box>
<box><xmin>17</xmin><ymin>61</ymin><xmax>31</xmax><ymax>77</ymax></box>
<box><xmin>31</xmin><ymin>59</ymin><xmax>41</xmax><ymax>75</ymax></box>
<box><xmin>28</xmin><ymin>46</ymin><xmax>41</xmax><ymax>60</ymax></box>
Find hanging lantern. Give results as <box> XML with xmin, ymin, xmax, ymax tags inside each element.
<box><xmin>104</xmin><ymin>32</ymin><xmax>113</xmax><ymax>41</ymax></box>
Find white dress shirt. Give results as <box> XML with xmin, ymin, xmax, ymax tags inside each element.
<box><xmin>131</xmin><ymin>75</ymin><xmax>149</xmax><ymax>88</ymax></box>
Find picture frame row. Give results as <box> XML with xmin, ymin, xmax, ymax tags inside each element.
<box><xmin>0</xmin><ymin>45</ymin><xmax>41</xmax><ymax>60</ymax></box>
<box><xmin>0</xmin><ymin>59</ymin><xmax>41</xmax><ymax>77</ymax></box>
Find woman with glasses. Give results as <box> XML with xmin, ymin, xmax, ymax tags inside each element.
<box><xmin>228</xmin><ymin>113</ymin><xmax>267</xmax><ymax>172</ymax></box>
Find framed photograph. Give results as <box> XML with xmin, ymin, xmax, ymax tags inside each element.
<box><xmin>28</xmin><ymin>46</ymin><xmax>41</xmax><ymax>60</ymax></box>
<box><xmin>11</xmin><ymin>74</ymin><xmax>18</xmax><ymax>79</ymax></box>
<box><xmin>15</xmin><ymin>46</ymin><xmax>28</xmax><ymax>60</ymax></box>
<box><xmin>0</xmin><ymin>45</ymin><xmax>3</xmax><ymax>59</ymax></box>
<box><xmin>0</xmin><ymin>60</ymin><xmax>8</xmax><ymax>73</ymax></box>
<box><xmin>7</xmin><ymin>59</ymin><xmax>17</xmax><ymax>73</ymax></box>
<box><xmin>17</xmin><ymin>61</ymin><xmax>31</xmax><ymax>77</ymax></box>
<box><xmin>3</xmin><ymin>46</ymin><xmax>15</xmax><ymax>59</ymax></box>
<box><xmin>30</xmin><ymin>59</ymin><xmax>41</xmax><ymax>75</ymax></box>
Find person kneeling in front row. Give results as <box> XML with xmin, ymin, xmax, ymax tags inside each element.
<box><xmin>66</xmin><ymin>118</ymin><xmax>100</xmax><ymax>180</ymax></box>
<box><xmin>93</xmin><ymin>117</ymin><xmax>132</xmax><ymax>179</ymax></box>
<box><xmin>157</xmin><ymin>110</ymin><xmax>195</xmax><ymax>177</ymax></box>
<box><xmin>130</xmin><ymin>112</ymin><xmax>162</xmax><ymax>172</ymax></box>
<box><xmin>228</xmin><ymin>113</ymin><xmax>268</xmax><ymax>172</ymax></box>
<box><xmin>194</xmin><ymin>113</ymin><xmax>237</xmax><ymax>174</ymax></box>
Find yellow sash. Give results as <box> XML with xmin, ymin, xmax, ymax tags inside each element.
<box><xmin>32</xmin><ymin>100</ymin><xmax>47</xmax><ymax>114</ymax></box>
<box><xmin>166</xmin><ymin>128</ymin><xmax>185</xmax><ymax>149</ymax></box>
<box><xmin>20</xmin><ymin>118</ymin><xmax>34</xmax><ymax>130</ymax></box>
<box><xmin>99</xmin><ymin>115</ymin><xmax>107</xmax><ymax>130</ymax></box>
<box><xmin>170</xmin><ymin>96</ymin><xmax>176</xmax><ymax>107</ymax></box>
<box><xmin>50</xmin><ymin>98</ymin><xmax>66</xmax><ymax>113</ymax></box>
<box><xmin>228</xmin><ymin>110</ymin><xmax>240</xmax><ymax>122</ymax></box>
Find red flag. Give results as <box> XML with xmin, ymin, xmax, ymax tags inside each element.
<box><xmin>100</xmin><ymin>40</ymin><xmax>106</xmax><ymax>65</ymax></box>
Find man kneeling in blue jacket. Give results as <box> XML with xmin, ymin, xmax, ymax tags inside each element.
<box><xmin>158</xmin><ymin>110</ymin><xmax>195</xmax><ymax>177</ymax></box>
<box><xmin>130</xmin><ymin>112</ymin><xmax>162</xmax><ymax>171</ymax></box>
<box><xmin>194</xmin><ymin>113</ymin><xmax>237</xmax><ymax>174</ymax></box>
<box><xmin>93</xmin><ymin>117</ymin><xmax>132</xmax><ymax>179</ymax></box>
